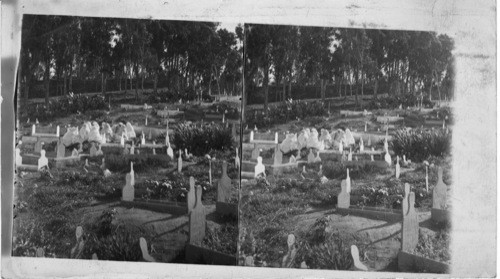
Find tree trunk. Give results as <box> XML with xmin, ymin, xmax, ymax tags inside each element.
<box><xmin>44</xmin><ymin>58</ymin><xmax>51</xmax><ymax>106</ymax></box>
<box><xmin>63</xmin><ymin>74</ymin><xmax>67</xmax><ymax>96</ymax></box>
<box><xmin>282</xmin><ymin>80</ymin><xmax>286</xmax><ymax>101</ymax></box>
<box><xmin>263</xmin><ymin>64</ymin><xmax>269</xmax><ymax>112</ymax></box>
<box><xmin>288</xmin><ymin>80</ymin><xmax>292</xmax><ymax>100</ymax></box>
<box><xmin>153</xmin><ymin>69</ymin><xmax>158</xmax><ymax>94</ymax></box>
<box><xmin>101</xmin><ymin>72</ymin><xmax>105</xmax><ymax>94</ymax></box>
<box><xmin>141</xmin><ymin>74</ymin><xmax>145</xmax><ymax>91</ymax></box>
<box><xmin>320</xmin><ymin>79</ymin><xmax>326</xmax><ymax>102</ymax></box>
<box><xmin>374</xmin><ymin>79</ymin><xmax>378</xmax><ymax>98</ymax></box>
<box><xmin>134</xmin><ymin>63</ymin><xmax>139</xmax><ymax>101</ymax></box>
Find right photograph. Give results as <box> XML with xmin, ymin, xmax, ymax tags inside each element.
<box><xmin>238</xmin><ymin>24</ymin><xmax>454</xmax><ymax>273</ymax></box>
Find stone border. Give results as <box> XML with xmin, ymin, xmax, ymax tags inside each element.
<box><xmin>397</xmin><ymin>251</ymin><xmax>449</xmax><ymax>273</ymax></box>
<box><xmin>185</xmin><ymin>244</ymin><xmax>237</xmax><ymax>266</ymax></box>
<box><xmin>336</xmin><ymin>206</ymin><xmax>402</xmax><ymax>223</ymax></box>
<box><xmin>119</xmin><ymin>199</ymin><xmax>187</xmax><ymax>215</ymax></box>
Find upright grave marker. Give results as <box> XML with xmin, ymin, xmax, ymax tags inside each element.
<box><xmin>235</xmin><ymin>147</ymin><xmax>240</xmax><ymax>169</ymax></box>
<box><xmin>395</xmin><ymin>156</ymin><xmax>401</xmax><ymax>179</ymax></box>
<box><xmin>178</xmin><ymin>150</ymin><xmax>183</xmax><ymax>172</ymax></box>
<box><xmin>90</xmin><ymin>143</ymin><xmax>97</xmax><ymax>157</ymax></box>
<box><xmin>337</xmin><ymin>179</ymin><xmax>350</xmax><ymax>209</ymax></box>
<box><xmin>15</xmin><ymin>148</ymin><xmax>22</xmax><ymax>167</ymax></box>
<box><xmin>139</xmin><ymin>237</ymin><xmax>156</xmax><ymax>262</ymax></box>
<box><xmin>217</xmin><ymin>161</ymin><xmax>231</xmax><ymax>202</ymax></box>
<box><xmin>189</xmin><ymin>185</ymin><xmax>206</xmax><ymax>245</ymax></box>
<box><xmin>38</xmin><ymin>150</ymin><xmax>49</xmax><ymax>170</ymax></box>
<box><xmin>167</xmin><ymin>142</ymin><xmax>174</xmax><ymax>159</ymax></box>
<box><xmin>187</xmin><ymin>176</ymin><xmax>196</xmax><ymax>213</ymax></box>
<box><xmin>345</xmin><ymin>168</ymin><xmax>351</xmax><ymax>193</ymax></box>
<box><xmin>254</xmin><ymin>156</ymin><xmax>265</xmax><ymax>178</ymax></box>
<box><xmin>122</xmin><ymin>172</ymin><xmax>135</xmax><ymax>202</ymax></box>
<box><xmin>432</xmin><ymin>167</ymin><xmax>448</xmax><ymax>222</ymax></box>
<box><xmin>273</xmin><ymin>144</ymin><xmax>283</xmax><ymax>166</ymax></box>
<box><xmin>307</xmin><ymin>149</ymin><xmax>315</xmax><ymax>163</ymax></box>
<box><xmin>56</xmin><ymin>139</ymin><xmax>66</xmax><ymax>159</ymax></box>
<box><xmin>351</xmin><ymin>245</ymin><xmax>369</xmax><ymax>271</ymax></box>
<box><xmin>401</xmin><ymin>183</ymin><xmax>418</xmax><ymax>252</ymax></box>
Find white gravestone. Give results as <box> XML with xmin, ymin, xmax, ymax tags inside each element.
<box><xmin>139</xmin><ymin>237</ymin><xmax>156</xmax><ymax>262</ymax></box>
<box><xmin>401</xmin><ymin>184</ymin><xmax>418</xmax><ymax>252</ymax></box>
<box><xmin>345</xmin><ymin>128</ymin><xmax>355</xmax><ymax>145</ymax></box>
<box><xmin>359</xmin><ymin>138</ymin><xmax>364</xmax><ymax>152</ymax></box>
<box><xmin>178</xmin><ymin>150</ymin><xmax>183</xmax><ymax>172</ymax></box>
<box><xmin>167</xmin><ymin>143</ymin><xmax>174</xmax><ymax>159</ymax></box>
<box><xmin>235</xmin><ymin>148</ymin><xmax>240</xmax><ymax>169</ymax></box>
<box><xmin>432</xmin><ymin>167</ymin><xmax>447</xmax><ymax>209</ymax></box>
<box><xmin>141</xmin><ymin>132</ymin><xmax>146</xmax><ymax>145</ymax></box>
<box><xmin>71</xmin><ymin>149</ymin><xmax>79</xmax><ymax>157</ymax></box>
<box><xmin>38</xmin><ymin>150</ymin><xmax>49</xmax><ymax>170</ymax></box>
<box><xmin>351</xmin><ymin>245</ymin><xmax>369</xmax><ymax>271</ymax></box>
<box><xmin>347</xmin><ymin>148</ymin><xmax>352</xmax><ymax>161</ymax></box>
<box><xmin>337</xmin><ymin>179</ymin><xmax>350</xmax><ymax>209</ymax></box>
<box><xmin>189</xmin><ymin>185</ymin><xmax>206</xmax><ymax>245</ymax></box>
<box><xmin>187</xmin><ymin>176</ymin><xmax>196</xmax><ymax>213</ymax></box>
<box><xmin>385</xmin><ymin>152</ymin><xmax>392</xmax><ymax>166</ymax></box>
<box><xmin>254</xmin><ymin>157</ymin><xmax>266</xmax><ymax>178</ymax></box>
<box><xmin>395</xmin><ymin>156</ymin><xmax>401</xmax><ymax>179</ymax></box>
<box><xmin>130</xmin><ymin>162</ymin><xmax>135</xmax><ymax>186</ymax></box>
<box><xmin>122</xmin><ymin>172</ymin><xmax>135</xmax><ymax>201</ymax></box>
<box><xmin>15</xmin><ymin>148</ymin><xmax>22</xmax><ymax>167</ymax></box>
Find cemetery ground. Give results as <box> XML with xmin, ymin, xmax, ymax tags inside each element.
<box><xmin>13</xmin><ymin>91</ymin><xmax>240</xmax><ymax>264</ymax></box>
<box><xmin>239</xmin><ymin>98</ymin><xmax>452</xmax><ymax>272</ymax></box>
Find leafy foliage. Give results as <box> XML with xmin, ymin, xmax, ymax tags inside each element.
<box><xmin>21</xmin><ymin>94</ymin><xmax>108</xmax><ymax>123</ymax></box>
<box><xmin>391</xmin><ymin>128</ymin><xmax>451</xmax><ymax>162</ymax></box>
<box><xmin>172</xmin><ymin>123</ymin><xmax>233</xmax><ymax>156</ymax></box>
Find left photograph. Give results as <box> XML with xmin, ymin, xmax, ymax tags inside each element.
<box><xmin>13</xmin><ymin>15</ymin><xmax>243</xmax><ymax>265</ymax></box>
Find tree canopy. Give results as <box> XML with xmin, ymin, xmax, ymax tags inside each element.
<box><xmin>19</xmin><ymin>15</ymin><xmax>243</xmax><ymax>104</ymax></box>
<box><xmin>245</xmin><ymin>24</ymin><xmax>454</xmax><ymax>107</ymax></box>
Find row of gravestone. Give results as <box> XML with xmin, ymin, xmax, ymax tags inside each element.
<box><xmin>337</xmin><ymin>167</ymin><xmax>449</xmax><ymax>250</ymax></box>
<box><xmin>122</xmin><ymin>160</ymin><xmax>236</xmax><ymax>211</ymax></box>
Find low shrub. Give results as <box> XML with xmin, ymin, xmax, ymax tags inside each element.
<box><xmin>414</xmin><ymin>228</ymin><xmax>451</xmax><ymax>264</ymax></box>
<box><xmin>83</xmin><ymin>209</ymin><xmax>144</xmax><ymax>261</ymax></box>
<box><xmin>172</xmin><ymin>123</ymin><xmax>233</xmax><ymax>156</ymax></box>
<box><xmin>350</xmin><ymin>179</ymin><xmax>431</xmax><ymax>209</ymax></box>
<box><xmin>295</xmin><ymin>231</ymin><xmax>359</xmax><ymax>270</ymax></box>
<box><xmin>202</xmin><ymin>223</ymin><xmax>238</xmax><ymax>255</ymax></box>
<box><xmin>391</xmin><ymin>128</ymin><xmax>451</xmax><ymax>162</ymax></box>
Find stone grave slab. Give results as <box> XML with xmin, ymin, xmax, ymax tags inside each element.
<box><xmin>401</xmin><ymin>184</ymin><xmax>418</xmax><ymax>252</ymax></box>
<box><xmin>189</xmin><ymin>185</ymin><xmax>206</xmax><ymax>245</ymax></box>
